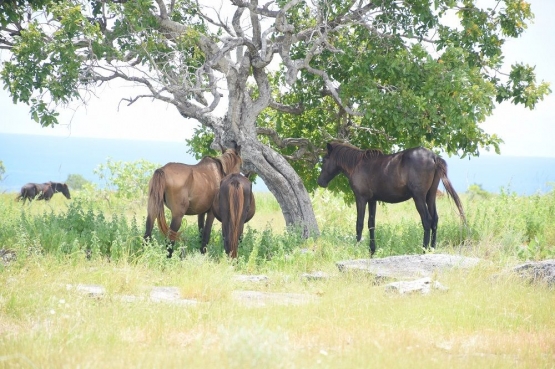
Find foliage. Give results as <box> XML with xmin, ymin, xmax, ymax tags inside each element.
<box><xmin>467</xmin><ymin>183</ymin><xmax>491</xmax><ymax>200</ymax></box>
<box><xmin>1</xmin><ymin>184</ymin><xmax>555</xmax><ymax>264</ymax></box>
<box><xmin>65</xmin><ymin>173</ymin><xmax>90</xmax><ymax>190</ymax></box>
<box><xmin>0</xmin><ymin>0</ymin><xmax>551</xmax><ymax>227</ymax></box>
<box><xmin>93</xmin><ymin>158</ymin><xmax>159</xmax><ymax>200</ymax></box>
<box><xmin>0</xmin><ymin>160</ymin><xmax>5</xmax><ymax>181</ymax></box>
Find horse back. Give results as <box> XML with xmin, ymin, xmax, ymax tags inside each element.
<box><xmin>352</xmin><ymin>147</ymin><xmax>437</xmax><ymax>202</ymax></box>
<box><xmin>213</xmin><ymin>174</ymin><xmax>255</xmax><ymax>222</ymax></box>
<box><xmin>160</xmin><ymin>161</ymin><xmax>224</xmax><ymax>215</ymax></box>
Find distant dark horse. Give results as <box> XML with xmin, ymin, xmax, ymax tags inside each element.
<box><xmin>16</xmin><ymin>182</ymin><xmax>71</xmax><ymax>204</ymax></box>
<box><xmin>317</xmin><ymin>142</ymin><xmax>465</xmax><ymax>255</ymax></box>
<box><xmin>212</xmin><ymin>173</ymin><xmax>256</xmax><ymax>258</ymax></box>
<box><xmin>143</xmin><ymin>143</ymin><xmax>243</xmax><ymax>258</ymax></box>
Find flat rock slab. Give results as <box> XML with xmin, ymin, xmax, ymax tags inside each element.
<box><xmin>232</xmin><ymin>290</ymin><xmax>318</xmax><ymax>307</ymax></box>
<box><xmin>68</xmin><ymin>284</ymin><xmax>317</xmax><ymax>307</ymax></box>
<box><xmin>512</xmin><ymin>259</ymin><xmax>555</xmax><ymax>287</ymax></box>
<box><xmin>301</xmin><ymin>271</ymin><xmax>330</xmax><ymax>281</ymax></box>
<box><xmin>234</xmin><ymin>274</ymin><xmax>269</xmax><ymax>283</ymax></box>
<box><xmin>337</xmin><ymin>254</ymin><xmax>482</xmax><ymax>281</ymax></box>
<box><xmin>150</xmin><ymin>286</ymin><xmax>198</xmax><ymax>306</ymax></box>
<box><xmin>384</xmin><ymin>277</ymin><xmax>449</xmax><ymax>295</ymax></box>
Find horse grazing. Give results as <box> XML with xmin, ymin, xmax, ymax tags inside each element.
<box><xmin>143</xmin><ymin>143</ymin><xmax>243</xmax><ymax>258</ymax></box>
<box><xmin>212</xmin><ymin>173</ymin><xmax>256</xmax><ymax>258</ymax></box>
<box><xmin>16</xmin><ymin>182</ymin><xmax>71</xmax><ymax>204</ymax></box>
<box><xmin>317</xmin><ymin>142</ymin><xmax>465</xmax><ymax>255</ymax></box>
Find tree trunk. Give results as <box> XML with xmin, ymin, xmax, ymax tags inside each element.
<box><xmin>212</xmin><ymin>61</ymin><xmax>320</xmax><ymax>238</ymax></box>
<box><xmin>242</xmin><ymin>139</ymin><xmax>320</xmax><ymax>238</ymax></box>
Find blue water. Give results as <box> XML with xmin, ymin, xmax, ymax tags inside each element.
<box><xmin>1</xmin><ymin>133</ymin><xmax>554</xmax><ymax>195</ymax></box>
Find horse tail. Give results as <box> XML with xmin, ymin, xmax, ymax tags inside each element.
<box><xmin>16</xmin><ymin>186</ymin><xmax>29</xmax><ymax>203</ymax></box>
<box><xmin>226</xmin><ymin>180</ymin><xmax>245</xmax><ymax>258</ymax></box>
<box><xmin>437</xmin><ymin>158</ymin><xmax>466</xmax><ymax>224</ymax></box>
<box><xmin>147</xmin><ymin>169</ymin><xmax>170</xmax><ymax>236</ymax></box>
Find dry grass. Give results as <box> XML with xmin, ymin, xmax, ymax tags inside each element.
<box><xmin>1</xmin><ymin>254</ymin><xmax>554</xmax><ymax>368</ymax></box>
<box><xmin>1</xmin><ymin>190</ymin><xmax>555</xmax><ymax>368</ymax></box>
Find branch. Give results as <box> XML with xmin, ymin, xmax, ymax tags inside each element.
<box><xmin>256</xmin><ymin>127</ymin><xmax>323</xmax><ymax>163</ymax></box>
<box><xmin>268</xmin><ymin>99</ymin><xmax>304</xmax><ymax>115</ymax></box>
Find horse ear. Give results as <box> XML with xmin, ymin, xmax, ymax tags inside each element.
<box><xmin>219</xmin><ymin>143</ymin><xmax>226</xmax><ymax>153</ymax></box>
<box><xmin>236</xmin><ymin>145</ymin><xmax>242</xmax><ymax>155</ymax></box>
<box><xmin>326</xmin><ymin>142</ymin><xmax>333</xmax><ymax>153</ymax></box>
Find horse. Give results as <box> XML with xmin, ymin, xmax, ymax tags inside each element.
<box><xmin>211</xmin><ymin>173</ymin><xmax>256</xmax><ymax>258</ymax></box>
<box><xmin>143</xmin><ymin>143</ymin><xmax>243</xmax><ymax>258</ymax></box>
<box><xmin>16</xmin><ymin>182</ymin><xmax>71</xmax><ymax>204</ymax></box>
<box><xmin>317</xmin><ymin>142</ymin><xmax>466</xmax><ymax>255</ymax></box>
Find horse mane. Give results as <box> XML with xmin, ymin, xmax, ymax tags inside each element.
<box><xmin>213</xmin><ymin>148</ymin><xmax>242</xmax><ymax>175</ymax></box>
<box><xmin>329</xmin><ymin>143</ymin><xmax>383</xmax><ymax>174</ymax></box>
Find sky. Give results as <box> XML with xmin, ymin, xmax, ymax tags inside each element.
<box><xmin>0</xmin><ymin>0</ymin><xmax>554</xmax><ymax>157</ymax></box>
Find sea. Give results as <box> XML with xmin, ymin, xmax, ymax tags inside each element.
<box><xmin>1</xmin><ymin>133</ymin><xmax>554</xmax><ymax>196</ymax></box>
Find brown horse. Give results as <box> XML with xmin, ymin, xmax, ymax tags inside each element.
<box><xmin>16</xmin><ymin>182</ymin><xmax>71</xmax><ymax>204</ymax></box>
<box><xmin>317</xmin><ymin>142</ymin><xmax>465</xmax><ymax>255</ymax></box>
<box><xmin>212</xmin><ymin>173</ymin><xmax>256</xmax><ymax>258</ymax></box>
<box><xmin>143</xmin><ymin>143</ymin><xmax>243</xmax><ymax>258</ymax></box>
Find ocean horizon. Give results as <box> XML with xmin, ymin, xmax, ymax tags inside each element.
<box><xmin>1</xmin><ymin>133</ymin><xmax>554</xmax><ymax>196</ymax></box>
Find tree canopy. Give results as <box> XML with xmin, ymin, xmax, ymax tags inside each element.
<box><xmin>0</xmin><ymin>0</ymin><xmax>550</xmax><ymax>233</ymax></box>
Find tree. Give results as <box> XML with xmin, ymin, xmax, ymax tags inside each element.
<box><xmin>0</xmin><ymin>0</ymin><xmax>550</xmax><ymax>236</ymax></box>
<box><xmin>65</xmin><ymin>173</ymin><xmax>90</xmax><ymax>190</ymax></box>
<box><xmin>0</xmin><ymin>160</ymin><xmax>5</xmax><ymax>181</ymax></box>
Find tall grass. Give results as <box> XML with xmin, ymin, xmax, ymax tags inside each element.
<box><xmin>2</xmin><ymin>185</ymin><xmax>555</xmax><ymax>269</ymax></box>
<box><xmin>1</xmin><ymin>187</ymin><xmax>555</xmax><ymax>368</ymax></box>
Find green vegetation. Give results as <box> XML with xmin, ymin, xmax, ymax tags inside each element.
<box><xmin>1</xmin><ymin>173</ymin><xmax>554</xmax><ymax>367</ymax></box>
<box><xmin>65</xmin><ymin>173</ymin><xmax>90</xmax><ymax>190</ymax></box>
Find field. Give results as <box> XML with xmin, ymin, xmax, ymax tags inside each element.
<box><xmin>1</xmin><ymin>185</ymin><xmax>555</xmax><ymax>368</ymax></box>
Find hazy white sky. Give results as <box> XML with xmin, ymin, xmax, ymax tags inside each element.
<box><xmin>0</xmin><ymin>0</ymin><xmax>554</xmax><ymax>156</ymax></box>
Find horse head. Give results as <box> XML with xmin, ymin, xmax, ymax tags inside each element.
<box><xmin>60</xmin><ymin>183</ymin><xmax>71</xmax><ymax>199</ymax></box>
<box><xmin>317</xmin><ymin>142</ymin><xmax>342</xmax><ymax>187</ymax></box>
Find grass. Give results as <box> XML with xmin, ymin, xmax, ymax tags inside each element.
<box><xmin>1</xmin><ymin>187</ymin><xmax>555</xmax><ymax>368</ymax></box>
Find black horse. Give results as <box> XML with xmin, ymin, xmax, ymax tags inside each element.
<box><xmin>317</xmin><ymin>142</ymin><xmax>465</xmax><ymax>255</ymax></box>
<box><xmin>16</xmin><ymin>182</ymin><xmax>71</xmax><ymax>204</ymax></box>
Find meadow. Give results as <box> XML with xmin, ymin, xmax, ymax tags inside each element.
<box><xmin>1</xmin><ymin>181</ymin><xmax>555</xmax><ymax>368</ymax></box>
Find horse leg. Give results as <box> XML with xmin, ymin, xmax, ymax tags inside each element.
<box><xmin>413</xmin><ymin>195</ymin><xmax>432</xmax><ymax>251</ymax></box>
<box><xmin>143</xmin><ymin>213</ymin><xmax>154</xmax><ymax>241</ymax></box>
<box><xmin>198</xmin><ymin>213</ymin><xmax>205</xmax><ymax>239</ymax></box>
<box><xmin>200</xmin><ymin>211</ymin><xmax>215</xmax><ymax>254</ymax></box>
<box><xmin>426</xmin><ymin>191</ymin><xmax>439</xmax><ymax>248</ymax></box>
<box><xmin>167</xmin><ymin>215</ymin><xmax>184</xmax><ymax>258</ymax></box>
<box><xmin>355</xmin><ymin>197</ymin><xmax>367</xmax><ymax>243</ymax></box>
<box><xmin>368</xmin><ymin>200</ymin><xmax>377</xmax><ymax>256</ymax></box>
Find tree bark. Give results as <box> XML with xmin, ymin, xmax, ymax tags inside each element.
<box><xmin>211</xmin><ymin>58</ymin><xmax>320</xmax><ymax>238</ymax></box>
<box><xmin>242</xmin><ymin>139</ymin><xmax>320</xmax><ymax>238</ymax></box>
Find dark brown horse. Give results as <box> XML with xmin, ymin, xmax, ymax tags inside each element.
<box><xmin>317</xmin><ymin>142</ymin><xmax>465</xmax><ymax>255</ymax></box>
<box><xmin>212</xmin><ymin>173</ymin><xmax>256</xmax><ymax>258</ymax></box>
<box><xmin>143</xmin><ymin>144</ymin><xmax>243</xmax><ymax>258</ymax></box>
<box><xmin>16</xmin><ymin>182</ymin><xmax>71</xmax><ymax>204</ymax></box>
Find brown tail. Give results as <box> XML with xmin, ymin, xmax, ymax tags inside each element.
<box><xmin>147</xmin><ymin>169</ymin><xmax>170</xmax><ymax>236</ymax></box>
<box><xmin>437</xmin><ymin>158</ymin><xmax>466</xmax><ymax>224</ymax></box>
<box><xmin>226</xmin><ymin>181</ymin><xmax>245</xmax><ymax>258</ymax></box>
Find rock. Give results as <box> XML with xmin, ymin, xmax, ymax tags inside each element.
<box><xmin>384</xmin><ymin>277</ymin><xmax>448</xmax><ymax>295</ymax></box>
<box><xmin>337</xmin><ymin>254</ymin><xmax>482</xmax><ymax>281</ymax></box>
<box><xmin>232</xmin><ymin>290</ymin><xmax>317</xmax><ymax>307</ymax></box>
<box><xmin>234</xmin><ymin>274</ymin><xmax>269</xmax><ymax>283</ymax></box>
<box><xmin>512</xmin><ymin>259</ymin><xmax>555</xmax><ymax>287</ymax></box>
<box><xmin>149</xmin><ymin>286</ymin><xmax>198</xmax><ymax>305</ymax></box>
<box><xmin>301</xmin><ymin>271</ymin><xmax>330</xmax><ymax>281</ymax></box>
<box><xmin>0</xmin><ymin>249</ymin><xmax>16</xmax><ymax>266</ymax></box>
<box><xmin>75</xmin><ymin>284</ymin><xmax>105</xmax><ymax>298</ymax></box>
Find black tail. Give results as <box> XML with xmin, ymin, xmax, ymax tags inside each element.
<box><xmin>437</xmin><ymin>158</ymin><xmax>466</xmax><ymax>224</ymax></box>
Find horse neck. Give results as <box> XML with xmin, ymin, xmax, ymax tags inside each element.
<box><xmin>334</xmin><ymin>147</ymin><xmax>381</xmax><ymax>175</ymax></box>
<box><xmin>218</xmin><ymin>152</ymin><xmax>241</xmax><ymax>176</ymax></box>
